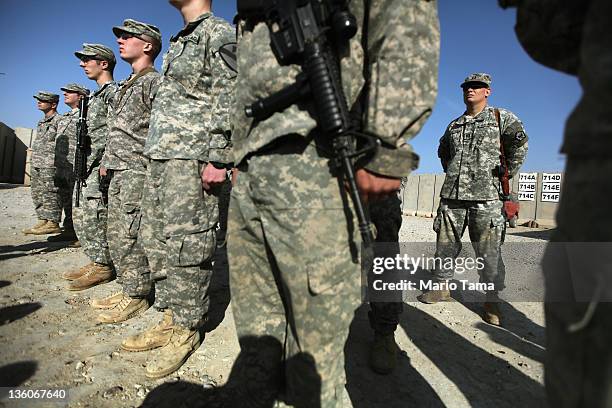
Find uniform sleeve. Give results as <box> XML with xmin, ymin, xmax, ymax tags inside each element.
<box><xmin>207</xmin><ymin>23</ymin><xmax>237</xmax><ymax>165</ymax></box>
<box><xmin>362</xmin><ymin>0</ymin><xmax>440</xmax><ymax>178</ymax></box>
<box><xmin>501</xmin><ymin>110</ymin><xmax>528</xmax><ymax>177</ymax></box>
<box><xmin>437</xmin><ymin>128</ymin><xmax>451</xmax><ymax>172</ymax></box>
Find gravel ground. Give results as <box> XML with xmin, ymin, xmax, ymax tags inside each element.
<box><xmin>0</xmin><ymin>184</ymin><xmax>549</xmax><ymax>407</ymax></box>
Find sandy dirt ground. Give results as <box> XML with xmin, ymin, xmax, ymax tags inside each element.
<box><xmin>0</xmin><ymin>184</ymin><xmax>549</xmax><ymax>407</ymax></box>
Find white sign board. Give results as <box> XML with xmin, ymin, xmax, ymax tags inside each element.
<box><xmin>518</xmin><ymin>192</ymin><xmax>536</xmax><ymax>201</ymax></box>
<box><xmin>541</xmin><ymin>173</ymin><xmax>562</xmax><ymax>202</ymax></box>
<box><xmin>518</xmin><ymin>173</ymin><xmax>538</xmax><ymax>201</ymax></box>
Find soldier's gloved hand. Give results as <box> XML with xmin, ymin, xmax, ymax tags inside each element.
<box><xmin>354</xmin><ymin>168</ymin><xmax>401</xmax><ymax>203</ymax></box>
<box><xmin>201</xmin><ymin>163</ymin><xmax>228</xmax><ymax>191</ymax></box>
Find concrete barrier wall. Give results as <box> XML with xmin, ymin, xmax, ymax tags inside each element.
<box><xmin>401</xmin><ymin>173</ymin><xmax>562</xmax><ymax>226</ymax></box>
<box><xmin>0</xmin><ymin>123</ymin><xmax>33</xmax><ymax>185</ymax></box>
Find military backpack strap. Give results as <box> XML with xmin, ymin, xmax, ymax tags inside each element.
<box><xmin>494</xmin><ymin>108</ymin><xmax>511</xmax><ymax>199</ymax></box>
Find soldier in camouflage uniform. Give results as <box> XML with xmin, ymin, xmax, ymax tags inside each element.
<box><xmin>49</xmin><ymin>83</ymin><xmax>89</xmax><ymax>243</ymax></box>
<box><xmin>94</xmin><ymin>19</ymin><xmax>162</xmax><ymax>324</ymax></box>
<box><xmin>64</xmin><ymin>44</ymin><xmax>117</xmax><ymax>291</ymax></box>
<box><xmin>368</xmin><ymin>194</ymin><xmax>404</xmax><ymax>375</ymax></box>
<box><xmin>127</xmin><ymin>0</ymin><xmax>235</xmax><ymax>379</ymax></box>
<box><xmin>417</xmin><ymin>73</ymin><xmax>528</xmax><ymax>326</ymax></box>
<box><xmin>228</xmin><ymin>1</ymin><xmax>439</xmax><ymax>405</ymax></box>
<box><xmin>24</xmin><ymin>91</ymin><xmax>63</xmax><ymax>236</ymax></box>
<box><xmin>500</xmin><ymin>0</ymin><xmax>612</xmax><ymax>406</ymax></box>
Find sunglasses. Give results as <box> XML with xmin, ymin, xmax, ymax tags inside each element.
<box><xmin>461</xmin><ymin>82</ymin><xmax>488</xmax><ymax>90</ymax></box>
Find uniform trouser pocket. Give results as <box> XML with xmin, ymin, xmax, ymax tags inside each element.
<box><xmin>167</xmin><ymin>228</ymin><xmax>216</xmax><ymax>267</ymax></box>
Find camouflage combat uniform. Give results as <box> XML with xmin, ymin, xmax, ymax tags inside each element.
<box><xmin>229</xmin><ymin>1</ymin><xmax>439</xmax><ymax>405</ymax></box>
<box><xmin>501</xmin><ymin>0</ymin><xmax>612</xmax><ymax>406</ymax></box>
<box><xmin>72</xmin><ymin>81</ymin><xmax>116</xmax><ymax>265</ymax></box>
<box><xmin>55</xmin><ymin>107</ymin><xmax>78</xmax><ymax>228</ymax></box>
<box><xmin>433</xmin><ymin>105</ymin><xmax>528</xmax><ymax>291</ymax></box>
<box><xmin>140</xmin><ymin>13</ymin><xmax>235</xmax><ymax>329</ymax></box>
<box><xmin>31</xmin><ymin>111</ymin><xmax>62</xmax><ymax>223</ymax></box>
<box><xmin>368</xmin><ymin>194</ymin><xmax>404</xmax><ymax>335</ymax></box>
<box><xmin>103</xmin><ymin>68</ymin><xmax>160</xmax><ymax>297</ymax></box>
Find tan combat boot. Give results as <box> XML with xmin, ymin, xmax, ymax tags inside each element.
<box><xmin>68</xmin><ymin>263</ymin><xmax>114</xmax><ymax>291</ymax></box>
<box><xmin>145</xmin><ymin>325</ymin><xmax>201</xmax><ymax>379</ymax></box>
<box><xmin>22</xmin><ymin>219</ymin><xmax>47</xmax><ymax>234</ymax></box>
<box><xmin>68</xmin><ymin>240</ymin><xmax>81</xmax><ymax>248</ymax></box>
<box><xmin>30</xmin><ymin>220</ymin><xmax>62</xmax><ymax>235</ymax></box>
<box><xmin>483</xmin><ymin>292</ymin><xmax>502</xmax><ymax>326</ymax></box>
<box><xmin>91</xmin><ymin>291</ymin><xmax>124</xmax><ymax>309</ymax></box>
<box><xmin>369</xmin><ymin>332</ymin><xmax>401</xmax><ymax>375</ymax></box>
<box><xmin>121</xmin><ymin>310</ymin><xmax>173</xmax><ymax>352</ymax></box>
<box><xmin>97</xmin><ymin>295</ymin><xmax>149</xmax><ymax>324</ymax></box>
<box><xmin>417</xmin><ymin>287</ymin><xmax>452</xmax><ymax>304</ymax></box>
<box><xmin>47</xmin><ymin>227</ymin><xmax>78</xmax><ymax>242</ymax></box>
<box><xmin>62</xmin><ymin>262</ymin><xmax>94</xmax><ymax>281</ymax></box>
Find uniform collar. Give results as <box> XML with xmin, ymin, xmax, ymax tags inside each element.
<box><xmin>456</xmin><ymin>106</ymin><xmax>492</xmax><ymax>124</ymax></box>
<box><xmin>41</xmin><ymin>112</ymin><xmax>57</xmax><ymax>123</ymax></box>
<box><xmin>94</xmin><ymin>80</ymin><xmax>115</xmax><ymax>97</ymax></box>
<box><xmin>171</xmin><ymin>12</ymin><xmax>211</xmax><ymax>41</ymax></box>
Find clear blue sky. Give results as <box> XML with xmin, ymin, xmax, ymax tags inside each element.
<box><xmin>0</xmin><ymin>1</ymin><xmax>580</xmax><ymax>173</ymax></box>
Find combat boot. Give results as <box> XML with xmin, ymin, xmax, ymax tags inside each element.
<box><xmin>22</xmin><ymin>219</ymin><xmax>47</xmax><ymax>234</ymax></box>
<box><xmin>62</xmin><ymin>262</ymin><xmax>94</xmax><ymax>281</ymax></box>
<box><xmin>47</xmin><ymin>227</ymin><xmax>78</xmax><ymax>242</ymax></box>
<box><xmin>369</xmin><ymin>332</ymin><xmax>400</xmax><ymax>375</ymax></box>
<box><xmin>121</xmin><ymin>310</ymin><xmax>173</xmax><ymax>352</ymax></box>
<box><xmin>145</xmin><ymin>325</ymin><xmax>201</xmax><ymax>379</ymax></box>
<box><xmin>417</xmin><ymin>287</ymin><xmax>452</xmax><ymax>304</ymax></box>
<box><xmin>68</xmin><ymin>240</ymin><xmax>81</xmax><ymax>248</ymax></box>
<box><xmin>91</xmin><ymin>291</ymin><xmax>124</xmax><ymax>309</ymax></box>
<box><xmin>30</xmin><ymin>220</ymin><xmax>62</xmax><ymax>235</ymax></box>
<box><xmin>68</xmin><ymin>263</ymin><xmax>114</xmax><ymax>291</ymax></box>
<box><xmin>483</xmin><ymin>292</ymin><xmax>502</xmax><ymax>326</ymax></box>
<box><xmin>97</xmin><ymin>295</ymin><xmax>149</xmax><ymax>324</ymax></box>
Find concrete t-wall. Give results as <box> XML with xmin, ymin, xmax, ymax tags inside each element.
<box><xmin>401</xmin><ymin>173</ymin><xmax>561</xmax><ymax>226</ymax></box>
<box><xmin>0</xmin><ymin>123</ymin><xmax>33</xmax><ymax>185</ymax></box>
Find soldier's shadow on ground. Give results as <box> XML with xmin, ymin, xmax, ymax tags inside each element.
<box><xmin>344</xmin><ymin>304</ymin><xmax>445</xmax><ymax>407</ymax></box>
<box><xmin>507</xmin><ymin>228</ymin><xmax>555</xmax><ymax>241</ymax></box>
<box><xmin>0</xmin><ymin>302</ymin><xmax>42</xmax><ymax>325</ymax></box>
<box><xmin>0</xmin><ymin>184</ymin><xmax>22</xmax><ymax>190</ymax></box>
<box><xmin>451</xmin><ymin>289</ymin><xmax>546</xmax><ymax>358</ymax></box>
<box><xmin>0</xmin><ymin>361</ymin><xmax>37</xmax><ymax>391</ymax></box>
<box><xmin>0</xmin><ymin>240</ymin><xmax>70</xmax><ymax>261</ymax></box>
<box><xmin>399</xmin><ymin>303</ymin><xmax>545</xmax><ymax>407</ymax></box>
<box><xmin>141</xmin><ymin>335</ymin><xmax>307</xmax><ymax>408</ymax></box>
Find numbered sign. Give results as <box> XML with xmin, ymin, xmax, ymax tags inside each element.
<box><xmin>541</xmin><ymin>173</ymin><xmax>562</xmax><ymax>202</ymax></box>
<box><xmin>518</xmin><ymin>173</ymin><xmax>538</xmax><ymax>201</ymax></box>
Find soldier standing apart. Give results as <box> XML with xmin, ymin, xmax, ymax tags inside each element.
<box><xmin>131</xmin><ymin>0</ymin><xmax>235</xmax><ymax>379</ymax></box>
<box><xmin>418</xmin><ymin>73</ymin><xmax>528</xmax><ymax>326</ymax></box>
<box><xmin>64</xmin><ymin>44</ymin><xmax>117</xmax><ymax>291</ymax></box>
<box><xmin>228</xmin><ymin>1</ymin><xmax>439</xmax><ymax>405</ymax></box>
<box><xmin>24</xmin><ymin>91</ymin><xmax>63</xmax><ymax>236</ymax></box>
<box><xmin>94</xmin><ymin>20</ymin><xmax>162</xmax><ymax>324</ymax></box>
<box><xmin>50</xmin><ymin>83</ymin><xmax>90</xmax><ymax>244</ymax></box>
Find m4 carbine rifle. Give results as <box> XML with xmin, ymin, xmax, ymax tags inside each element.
<box><xmin>73</xmin><ymin>96</ymin><xmax>89</xmax><ymax>207</ymax></box>
<box><xmin>237</xmin><ymin>0</ymin><xmax>378</xmax><ymax>248</ymax></box>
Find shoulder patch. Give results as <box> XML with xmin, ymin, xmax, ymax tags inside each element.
<box><xmin>218</xmin><ymin>42</ymin><xmax>237</xmax><ymax>73</ymax></box>
<box><xmin>514</xmin><ymin>130</ymin><xmax>528</xmax><ymax>146</ymax></box>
